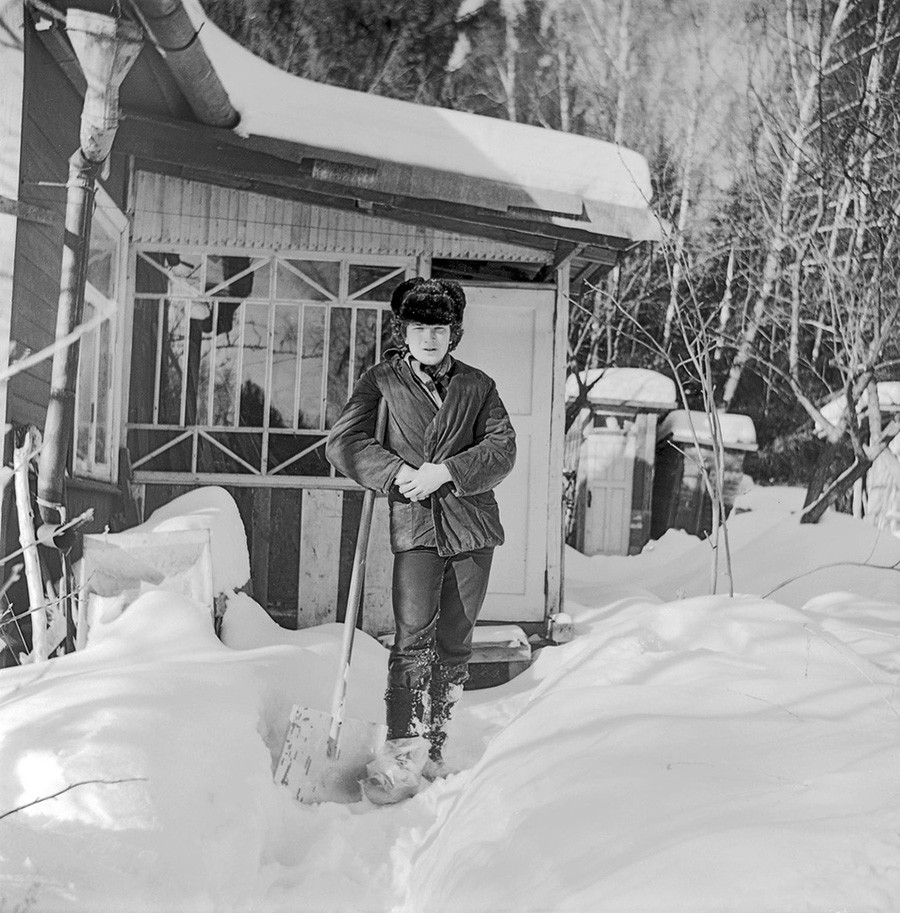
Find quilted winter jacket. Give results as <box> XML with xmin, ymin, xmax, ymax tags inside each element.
<box><xmin>325</xmin><ymin>354</ymin><xmax>516</xmax><ymax>556</ymax></box>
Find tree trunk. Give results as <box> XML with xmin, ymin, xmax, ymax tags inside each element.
<box><xmin>721</xmin><ymin>0</ymin><xmax>852</xmax><ymax>410</ymax></box>
<box><xmin>613</xmin><ymin>0</ymin><xmax>631</xmax><ymax>144</ymax></box>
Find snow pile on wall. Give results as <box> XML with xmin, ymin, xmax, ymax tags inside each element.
<box><xmin>133</xmin><ymin>485</ymin><xmax>250</xmax><ymax>593</ymax></box>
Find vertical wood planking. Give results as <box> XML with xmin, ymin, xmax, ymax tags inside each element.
<box><xmin>250</xmin><ymin>487</ymin><xmax>272</xmax><ymax>610</ymax></box>
<box><xmin>545</xmin><ymin>263</ymin><xmax>570</xmax><ymax>615</ymax></box>
<box><xmin>0</xmin><ymin>0</ymin><xmax>25</xmax><ymax>556</ymax></box>
<box><xmin>337</xmin><ymin>489</ymin><xmax>363</xmax><ymax>624</ymax></box>
<box><xmin>130</xmin><ymin>173</ymin><xmax>546</xmax><ymax>263</ymax></box>
<box><xmin>362</xmin><ymin>496</ymin><xmax>394</xmax><ymax>637</ymax></box>
<box><xmin>267</xmin><ymin>488</ymin><xmax>301</xmax><ymax>628</ymax></box>
<box><xmin>298</xmin><ymin>488</ymin><xmax>343</xmax><ymax>627</ymax></box>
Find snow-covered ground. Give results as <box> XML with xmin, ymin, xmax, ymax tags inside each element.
<box><xmin>1</xmin><ymin>483</ymin><xmax>899</xmax><ymax>912</ymax></box>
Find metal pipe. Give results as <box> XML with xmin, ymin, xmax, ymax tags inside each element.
<box><xmin>36</xmin><ymin>150</ymin><xmax>101</xmax><ymax>532</ymax></box>
<box><xmin>129</xmin><ymin>0</ymin><xmax>240</xmax><ymax>129</ymax></box>
<box><xmin>37</xmin><ymin>12</ymin><xmax>143</xmax><ymax>532</ymax></box>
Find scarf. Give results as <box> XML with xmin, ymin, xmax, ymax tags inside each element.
<box><xmin>406</xmin><ymin>353</ymin><xmax>453</xmax><ymax>408</ymax></box>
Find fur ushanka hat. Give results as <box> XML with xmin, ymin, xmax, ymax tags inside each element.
<box><xmin>390</xmin><ymin>278</ymin><xmax>466</xmax><ymax>326</ymax></box>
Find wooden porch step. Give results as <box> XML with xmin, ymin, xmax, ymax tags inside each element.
<box><xmin>466</xmin><ymin>624</ymin><xmax>532</xmax><ymax>690</ymax></box>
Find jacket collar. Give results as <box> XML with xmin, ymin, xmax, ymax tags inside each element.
<box><xmin>405</xmin><ymin>352</ymin><xmax>453</xmax><ymax>408</ymax></box>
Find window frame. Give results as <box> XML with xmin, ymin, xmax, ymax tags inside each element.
<box><xmin>125</xmin><ymin>246</ymin><xmax>414</xmax><ymax>485</ymax></box>
<box><xmin>72</xmin><ymin>187</ymin><xmax>128</xmax><ymax>484</ymax></box>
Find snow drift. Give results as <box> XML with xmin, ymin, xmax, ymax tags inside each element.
<box><xmin>0</xmin><ymin>487</ymin><xmax>898</xmax><ymax>912</ymax></box>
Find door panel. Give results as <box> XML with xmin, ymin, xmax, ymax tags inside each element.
<box><xmin>577</xmin><ymin>430</ymin><xmax>636</xmax><ymax>556</ymax></box>
<box><xmin>455</xmin><ymin>285</ymin><xmax>555</xmax><ymax>621</ymax></box>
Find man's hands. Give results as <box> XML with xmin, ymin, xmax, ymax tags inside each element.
<box><xmin>394</xmin><ymin>462</ymin><xmax>452</xmax><ymax>501</ymax></box>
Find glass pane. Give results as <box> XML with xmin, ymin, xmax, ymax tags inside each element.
<box><xmin>167</xmin><ymin>253</ymin><xmax>203</xmax><ymax>297</ymax></box>
<box><xmin>267</xmin><ymin>432</ymin><xmax>331</xmax><ymax>476</ymax></box>
<box><xmin>326</xmin><ymin>306</ymin><xmax>351</xmax><ymax>429</ymax></box>
<box><xmin>128</xmin><ymin>300</ymin><xmax>159</xmax><ymax>423</ymax></box>
<box><xmin>271</xmin><ymin>305</ymin><xmax>298</xmax><ymax>430</ymax></box>
<box><xmin>136</xmin><ymin>251</ymin><xmax>202</xmax><ymax>296</ymax></box>
<box><xmin>135</xmin><ymin>253</ymin><xmax>170</xmax><ymax>295</ymax></box>
<box><xmin>94</xmin><ymin>320</ymin><xmax>111</xmax><ymax>464</ymax></box>
<box><xmin>192</xmin><ymin>302</ymin><xmax>215</xmax><ymax>426</ymax></box>
<box><xmin>87</xmin><ymin>220</ymin><xmax>118</xmax><ymax>299</ymax></box>
<box><xmin>213</xmin><ymin>315</ymin><xmax>239</xmax><ymax>426</ymax></box>
<box><xmin>348</xmin><ymin>264</ymin><xmax>403</xmax><ymax>301</ymax></box>
<box><xmin>354</xmin><ymin>309</ymin><xmax>377</xmax><ymax>388</ymax></box>
<box><xmin>127</xmin><ymin>429</ymin><xmax>192</xmax><ymax>472</ymax></box>
<box><xmin>298</xmin><ymin>305</ymin><xmax>324</xmax><ymax>429</ymax></box>
<box><xmin>206</xmin><ymin>256</ymin><xmax>270</xmax><ymax>299</ymax></box>
<box><xmin>381</xmin><ymin>308</ymin><xmax>394</xmax><ymax>356</ymax></box>
<box><xmin>276</xmin><ymin>260</ymin><xmax>339</xmax><ymax>300</ymax></box>
<box><xmin>199</xmin><ymin>432</ymin><xmax>262</xmax><ymax>473</ymax></box>
<box><xmin>158</xmin><ymin>300</ymin><xmax>187</xmax><ymax>424</ymax></box>
<box><xmin>239</xmin><ymin>303</ymin><xmax>270</xmax><ymax>427</ymax></box>
<box><xmin>76</xmin><ymin>300</ymin><xmax>96</xmax><ymax>464</ymax></box>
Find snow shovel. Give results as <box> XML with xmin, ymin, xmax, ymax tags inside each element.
<box><xmin>276</xmin><ymin>398</ymin><xmax>389</xmax><ymax>804</ymax></box>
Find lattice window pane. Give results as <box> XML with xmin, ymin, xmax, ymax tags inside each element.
<box><xmin>326</xmin><ymin>306</ymin><xmax>351</xmax><ymax>429</ymax></box>
<box><xmin>299</xmin><ymin>305</ymin><xmax>325</xmax><ymax>430</ymax></box>
<box><xmin>213</xmin><ymin>313</ymin><xmax>240</xmax><ymax>426</ymax></box>
<box><xmin>239</xmin><ymin>303</ymin><xmax>270</xmax><ymax>428</ymax></box>
<box><xmin>354</xmin><ymin>308</ymin><xmax>378</xmax><ymax>388</ymax></box>
<box><xmin>271</xmin><ymin>304</ymin><xmax>299</xmax><ymax>430</ymax></box>
<box><xmin>348</xmin><ymin>264</ymin><xmax>404</xmax><ymax>301</ymax></box>
<box><xmin>158</xmin><ymin>299</ymin><xmax>187</xmax><ymax>424</ymax></box>
<box><xmin>129</xmin><ymin>300</ymin><xmax>159</xmax><ymax>423</ymax></box>
<box><xmin>276</xmin><ymin>260</ymin><xmax>339</xmax><ymax>301</ymax></box>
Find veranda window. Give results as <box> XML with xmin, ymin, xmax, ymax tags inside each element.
<box><xmin>127</xmin><ymin>252</ymin><xmax>410</xmax><ymax>478</ymax></box>
<box><xmin>73</xmin><ymin>193</ymin><xmax>127</xmax><ymax>482</ymax></box>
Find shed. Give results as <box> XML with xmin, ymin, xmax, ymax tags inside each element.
<box><xmin>0</xmin><ymin>0</ymin><xmax>659</xmax><ymax>650</ymax></box>
<box><xmin>817</xmin><ymin>382</ymin><xmax>900</xmax><ymax>532</ymax></box>
<box><xmin>564</xmin><ymin>368</ymin><xmax>677</xmax><ymax>555</ymax></box>
<box><xmin>650</xmin><ymin>410</ymin><xmax>758</xmax><ymax>540</ymax></box>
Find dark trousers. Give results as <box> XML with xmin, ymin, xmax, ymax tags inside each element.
<box><xmin>388</xmin><ymin>546</ymin><xmax>494</xmax><ymax>692</ymax></box>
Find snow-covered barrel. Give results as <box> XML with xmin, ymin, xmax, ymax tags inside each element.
<box><xmin>650</xmin><ymin>410</ymin><xmax>757</xmax><ymax>540</ymax></box>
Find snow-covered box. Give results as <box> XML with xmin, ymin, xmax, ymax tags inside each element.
<box><xmin>651</xmin><ymin>409</ymin><xmax>758</xmax><ymax>540</ymax></box>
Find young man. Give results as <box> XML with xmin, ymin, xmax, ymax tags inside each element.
<box><xmin>325</xmin><ymin>277</ymin><xmax>516</xmax><ymax>799</ymax></box>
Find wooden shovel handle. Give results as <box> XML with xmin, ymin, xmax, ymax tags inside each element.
<box><xmin>327</xmin><ymin>396</ymin><xmax>389</xmax><ymax>758</ymax></box>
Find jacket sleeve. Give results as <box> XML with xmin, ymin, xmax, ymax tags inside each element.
<box><xmin>325</xmin><ymin>369</ymin><xmax>404</xmax><ymax>493</ymax></box>
<box><xmin>443</xmin><ymin>381</ymin><xmax>517</xmax><ymax>497</ymax></box>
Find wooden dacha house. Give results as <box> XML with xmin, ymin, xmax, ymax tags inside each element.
<box><xmin>0</xmin><ymin>0</ymin><xmax>659</xmax><ymax>655</ymax></box>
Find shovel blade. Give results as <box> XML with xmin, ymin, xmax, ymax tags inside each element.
<box><xmin>275</xmin><ymin>705</ymin><xmax>387</xmax><ymax>804</ymax></box>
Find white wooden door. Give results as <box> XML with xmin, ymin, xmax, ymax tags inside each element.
<box><xmin>578</xmin><ymin>430</ymin><xmax>635</xmax><ymax>556</ymax></box>
<box><xmin>454</xmin><ymin>284</ymin><xmax>555</xmax><ymax>622</ymax></box>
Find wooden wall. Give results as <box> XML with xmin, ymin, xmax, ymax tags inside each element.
<box><xmin>133</xmin><ymin>171</ymin><xmax>550</xmax><ymax>262</ymax></box>
<box><xmin>141</xmin><ymin>483</ymin><xmax>396</xmax><ymax>637</ymax></box>
<box><xmin>1</xmin><ymin>20</ymin><xmax>133</xmax><ymax>651</ymax></box>
<box><xmin>9</xmin><ymin>21</ymin><xmax>130</xmax><ymax>432</ymax></box>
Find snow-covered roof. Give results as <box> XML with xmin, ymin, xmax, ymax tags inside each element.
<box><xmin>565</xmin><ymin>368</ymin><xmax>677</xmax><ymax>409</ymax></box>
<box><xmin>179</xmin><ymin>0</ymin><xmax>660</xmax><ymax>244</ymax></box>
<box><xmin>658</xmin><ymin>409</ymin><xmax>758</xmax><ymax>451</ymax></box>
<box><xmin>817</xmin><ymin>381</ymin><xmax>900</xmax><ymax>431</ymax></box>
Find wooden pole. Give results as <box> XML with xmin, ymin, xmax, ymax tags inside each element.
<box><xmin>13</xmin><ymin>426</ymin><xmax>48</xmax><ymax>662</ymax></box>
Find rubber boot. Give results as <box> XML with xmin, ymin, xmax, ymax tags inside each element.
<box><xmin>362</xmin><ymin>687</ymin><xmax>429</xmax><ymax>805</ymax></box>
<box><xmin>422</xmin><ymin>680</ymin><xmax>464</xmax><ymax>780</ymax></box>
<box><xmin>385</xmin><ymin>686</ymin><xmax>428</xmax><ymax>740</ymax></box>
